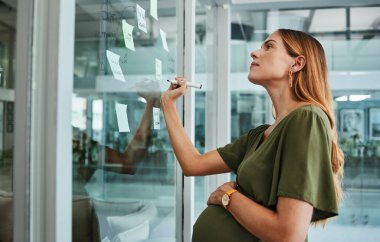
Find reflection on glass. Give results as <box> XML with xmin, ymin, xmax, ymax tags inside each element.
<box><xmin>0</xmin><ymin>2</ymin><xmax>16</xmax><ymax>242</ymax></box>
<box><xmin>73</xmin><ymin>1</ymin><xmax>177</xmax><ymax>241</ymax></box>
<box><xmin>230</xmin><ymin>4</ymin><xmax>380</xmax><ymax>242</ymax></box>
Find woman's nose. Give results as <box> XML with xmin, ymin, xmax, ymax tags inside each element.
<box><xmin>250</xmin><ymin>50</ymin><xmax>259</xmax><ymax>59</ymax></box>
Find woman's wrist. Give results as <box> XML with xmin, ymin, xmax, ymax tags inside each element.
<box><xmin>160</xmin><ymin>95</ymin><xmax>175</xmax><ymax>110</ymax></box>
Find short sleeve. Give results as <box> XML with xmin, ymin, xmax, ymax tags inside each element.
<box><xmin>277</xmin><ymin>109</ymin><xmax>338</xmax><ymax>221</ymax></box>
<box><xmin>217</xmin><ymin>133</ymin><xmax>249</xmax><ymax>173</ymax></box>
<box><xmin>217</xmin><ymin>125</ymin><xmax>268</xmax><ymax>174</ymax></box>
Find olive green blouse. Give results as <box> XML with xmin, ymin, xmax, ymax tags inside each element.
<box><xmin>192</xmin><ymin>105</ymin><xmax>338</xmax><ymax>242</ymax></box>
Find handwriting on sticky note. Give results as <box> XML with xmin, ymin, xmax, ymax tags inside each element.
<box><xmin>122</xmin><ymin>20</ymin><xmax>135</xmax><ymax>51</ymax></box>
<box><xmin>155</xmin><ymin>58</ymin><xmax>162</xmax><ymax>81</ymax></box>
<box><xmin>136</xmin><ymin>4</ymin><xmax>147</xmax><ymax>33</ymax></box>
<box><xmin>115</xmin><ymin>103</ymin><xmax>130</xmax><ymax>132</ymax></box>
<box><xmin>150</xmin><ymin>0</ymin><xmax>158</xmax><ymax>20</ymax></box>
<box><xmin>106</xmin><ymin>50</ymin><xmax>126</xmax><ymax>82</ymax></box>
<box><xmin>160</xmin><ymin>29</ymin><xmax>169</xmax><ymax>52</ymax></box>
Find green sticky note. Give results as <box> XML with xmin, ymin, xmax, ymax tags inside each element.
<box><xmin>122</xmin><ymin>20</ymin><xmax>135</xmax><ymax>51</ymax></box>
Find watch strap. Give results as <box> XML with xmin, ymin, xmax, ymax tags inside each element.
<box><xmin>223</xmin><ymin>189</ymin><xmax>238</xmax><ymax>209</ymax></box>
<box><xmin>226</xmin><ymin>189</ymin><xmax>237</xmax><ymax>197</ymax></box>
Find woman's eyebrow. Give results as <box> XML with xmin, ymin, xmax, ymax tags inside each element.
<box><xmin>261</xmin><ymin>39</ymin><xmax>277</xmax><ymax>48</ymax></box>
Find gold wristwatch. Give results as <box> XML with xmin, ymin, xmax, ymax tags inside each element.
<box><xmin>222</xmin><ymin>189</ymin><xmax>237</xmax><ymax>209</ymax></box>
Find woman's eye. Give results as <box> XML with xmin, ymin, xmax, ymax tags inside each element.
<box><xmin>266</xmin><ymin>44</ymin><xmax>273</xmax><ymax>49</ymax></box>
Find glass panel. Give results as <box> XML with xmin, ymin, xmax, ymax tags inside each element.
<box><xmin>194</xmin><ymin>91</ymin><xmax>206</xmax><ymax>219</ymax></box>
<box><xmin>73</xmin><ymin>1</ymin><xmax>178</xmax><ymax>241</ymax></box>
<box><xmin>0</xmin><ymin>1</ymin><xmax>17</xmax><ymax>241</ymax></box>
<box><xmin>194</xmin><ymin>0</ymin><xmax>218</xmax><ymax>220</ymax></box>
<box><xmin>230</xmin><ymin>4</ymin><xmax>380</xmax><ymax>242</ymax></box>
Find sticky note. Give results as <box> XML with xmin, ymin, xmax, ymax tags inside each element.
<box><xmin>115</xmin><ymin>103</ymin><xmax>130</xmax><ymax>132</ymax></box>
<box><xmin>136</xmin><ymin>4</ymin><xmax>147</xmax><ymax>33</ymax></box>
<box><xmin>153</xmin><ymin>107</ymin><xmax>160</xmax><ymax>129</ymax></box>
<box><xmin>150</xmin><ymin>0</ymin><xmax>158</xmax><ymax>20</ymax></box>
<box><xmin>155</xmin><ymin>58</ymin><xmax>162</xmax><ymax>81</ymax></box>
<box><xmin>160</xmin><ymin>29</ymin><xmax>169</xmax><ymax>52</ymax></box>
<box><xmin>106</xmin><ymin>50</ymin><xmax>126</xmax><ymax>82</ymax></box>
<box><xmin>122</xmin><ymin>20</ymin><xmax>135</xmax><ymax>51</ymax></box>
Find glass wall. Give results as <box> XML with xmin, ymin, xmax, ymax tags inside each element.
<box><xmin>230</xmin><ymin>3</ymin><xmax>380</xmax><ymax>242</ymax></box>
<box><xmin>194</xmin><ymin>0</ymin><xmax>214</xmax><ymax>220</ymax></box>
<box><xmin>72</xmin><ymin>1</ymin><xmax>178</xmax><ymax>241</ymax></box>
<box><xmin>0</xmin><ymin>0</ymin><xmax>17</xmax><ymax>241</ymax></box>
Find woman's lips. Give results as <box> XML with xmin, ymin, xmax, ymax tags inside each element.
<box><xmin>250</xmin><ymin>62</ymin><xmax>259</xmax><ymax>68</ymax></box>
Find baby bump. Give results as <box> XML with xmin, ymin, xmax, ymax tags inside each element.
<box><xmin>192</xmin><ymin>205</ymin><xmax>259</xmax><ymax>242</ymax></box>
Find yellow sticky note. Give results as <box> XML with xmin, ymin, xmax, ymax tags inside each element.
<box><xmin>122</xmin><ymin>20</ymin><xmax>135</xmax><ymax>51</ymax></box>
<box><xmin>150</xmin><ymin>0</ymin><xmax>158</xmax><ymax>20</ymax></box>
<box><xmin>155</xmin><ymin>58</ymin><xmax>162</xmax><ymax>81</ymax></box>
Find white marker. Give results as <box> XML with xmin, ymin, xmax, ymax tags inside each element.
<box><xmin>167</xmin><ymin>79</ymin><xmax>202</xmax><ymax>89</ymax></box>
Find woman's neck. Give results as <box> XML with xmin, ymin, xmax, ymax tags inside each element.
<box><xmin>267</xmin><ymin>86</ymin><xmax>309</xmax><ymax>123</ymax></box>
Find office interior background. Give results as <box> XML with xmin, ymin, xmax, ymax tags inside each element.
<box><xmin>0</xmin><ymin>0</ymin><xmax>379</xmax><ymax>241</ymax></box>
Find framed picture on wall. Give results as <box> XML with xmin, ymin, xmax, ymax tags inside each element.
<box><xmin>369</xmin><ymin>108</ymin><xmax>380</xmax><ymax>140</ymax></box>
<box><xmin>340</xmin><ymin>109</ymin><xmax>365</xmax><ymax>139</ymax></box>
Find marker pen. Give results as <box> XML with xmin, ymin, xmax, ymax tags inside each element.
<box><xmin>167</xmin><ymin>79</ymin><xmax>202</xmax><ymax>89</ymax></box>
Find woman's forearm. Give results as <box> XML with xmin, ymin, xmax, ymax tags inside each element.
<box><xmin>228</xmin><ymin>192</ymin><xmax>281</xmax><ymax>241</ymax></box>
<box><xmin>160</xmin><ymin>78</ymin><xmax>231</xmax><ymax>176</ymax></box>
<box><xmin>227</xmin><ymin>192</ymin><xmax>309</xmax><ymax>242</ymax></box>
<box><xmin>161</xmin><ymin>97</ymin><xmax>201</xmax><ymax>176</ymax></box>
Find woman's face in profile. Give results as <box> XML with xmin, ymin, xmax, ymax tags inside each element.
<box><xmin>248</xmin><ymin>31</ymin><xmax>294</xmax><ymax>86</ymax></box>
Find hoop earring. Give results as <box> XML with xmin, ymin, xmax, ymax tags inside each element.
<box><xmin>289</xmin><ymin>69</ymin><xmax>293</xmax><ymax>88</ymax></box>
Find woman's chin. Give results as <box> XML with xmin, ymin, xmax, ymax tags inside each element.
<box><xmin>248</xmin><ymin>75</ymin><xmax>260</xmax><ymax>85</ymax></box>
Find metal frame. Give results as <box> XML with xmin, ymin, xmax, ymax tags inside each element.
<box><xmin>176</xmin><ymin>2</ymin><xmax>185</xmax><ymax>242</ymax></box>
<box><xmin>215</xmin><ymin>4</ymin><xmax>232</xmax><ymax>186</ymax></box>
<box><xmin>13</xmin><ymin>0</ymin><xmax>34</xmax><ymax>240</ymax></box>
<box><xmin>27</xmin><ymin>0</ymin><xmax>75</xmax><ymax>241</ymax></box>
<box><xmin>178</xmin><ymin>0</ymin><xmax>196</xmax><ymax>241</ymax></box>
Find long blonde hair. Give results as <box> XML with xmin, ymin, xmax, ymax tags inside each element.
<box><xmin>277</xmin><ymin>29</ymin><xmax>344</xmax><ymax>225</ymax></box>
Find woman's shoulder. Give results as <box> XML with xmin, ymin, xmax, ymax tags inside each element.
<box><xmin>286</xmin><ymin>105</ymin><xmax>331</xmax><ymax>129</ymax></box>
<box><xmin>274</xmin><ymin>105</ymin><xmax>332</xmax><ymax>142</ymax></box>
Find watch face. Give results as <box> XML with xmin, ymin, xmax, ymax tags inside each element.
<box><xmin>222</xmin><ymin>193</ymin><xmax>229</xmax><ymax>206</ymax></box>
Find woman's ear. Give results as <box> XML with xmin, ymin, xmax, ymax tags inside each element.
<box><xmin>292</xmin><ymin>55</ymin><xmax>306</xmax><ymax>73</ymax></box>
